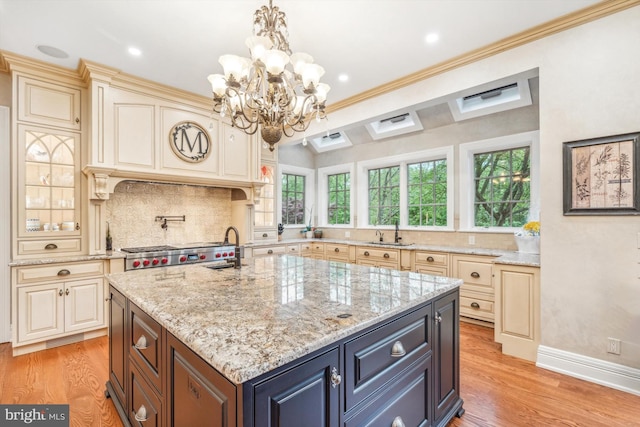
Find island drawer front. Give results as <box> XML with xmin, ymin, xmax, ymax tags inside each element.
<box><xmin>460</xmin><ymin>292</ymin><xmax>494</xmax><ymax>322</ymax></box>
<box><xmin>344</xmin><ymin>304</ymin><xmax>431</xmax><ymax>411</ymax></box>
<box><xmin>253</xmin><ymin>246</ymin><xmax>286</xmax><ymax>257</ymax></box>
<box><xmin>356</xmin><ymin>247</ymin><xmax>399</xmax><ymax>261</ymax></box>
<box><xmin>18</xmin><ymin>238</ymin><xmax>82</xmax><ymax>256</ymax></box>
<box><xmin>345</xmin><ymin>354</ymin><xmax>431</xmax><ymax>427</ymax></box>
<box><xmin>16</xmin><ymin>260</ymin><xmax>104</xmax><ymax>284</ymax></box>
<box><xmin>129</xmin><ymin>303</ymin><xmax>163</xmax><ymax>393</ymax></box>
<box><xmin>415</xmin><ymin>251</ymin><xmax>448</xmax><ymax>266</ymax></box>
<box><xmin>129</xmin><ymin>359</ymin><xmax>162</xmax><ymax>427</ymax></box>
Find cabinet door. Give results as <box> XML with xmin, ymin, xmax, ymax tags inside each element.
<box><xmin>17</xmin><ymin>282</ymin><xmax>64</xmax><ymax>342</ymax></box>
<box><xmin>166</xmin><ymin>333</ymin><xmax>237</xmax><ymax>427</ymax></box>
<box><xmin>109</xmin><ymin>286</ymin><xmax>128</xmax><ymax>409</ymax></box>
<box><xmin>65</xmin><ymin>278</ymin><xmax>105</xmax><ymax>333</ymax></box>
<box><xmin>255</xmin><ymin>163</ymin><xmax>276</xmax><ymax>229</ymax></box>
<box><xmin>433</xmin><ymin>291</ymin><xmax>461</xmax><ymax>423</ymax></box>
<box><xmin>129</xmin><ymin>360</ymin><xmax>162</xmax><ymax>427</ymax></box>
<box><xmin>18</xmin><ymin>75</ymin><xmax>81</xmax><ymax>130</ymax></box>
<box><xmin>254</xmin><ymin>347</ymin><xmax>340</xmax><ymax>427</ymax></box>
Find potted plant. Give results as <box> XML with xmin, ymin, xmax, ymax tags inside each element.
<box><xmin>300</xmin><ymin>206</ymin><xmax>314</xmax><ymax>238</ymax></box>
<box><xmin>514</xmin><ymin>220</ymin><xmax>540</xmax><ymax>253</ymax></box>
<box><xmin>277</xmin><ymin>223</ymin><xmax>284</xmax><ymax>241</ymax></box>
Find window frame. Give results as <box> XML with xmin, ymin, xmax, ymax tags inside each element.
<box><xmin>278</xmin><ymin>164</ymin><xmax>315</xmax><ymax>231</ymax></box>
<box><xmin>459</xmin><ymin>131</ymin><xmax>540</xmax><ymax>233</ymax></box>
<box><xmin>317</xmin><ymin>162</ymin><xmax>355</xmax><ymax>228</ymax></box>
<box><xmin>356</xmin><ymin>147</ymin><xmax>454</xmax><ymax>230</ymax></box>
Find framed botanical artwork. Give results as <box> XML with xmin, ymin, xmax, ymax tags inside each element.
<box><xmin>563</xmin><ymin>131</ymin><xmax>640</xmax><ymax>215</ymax></box>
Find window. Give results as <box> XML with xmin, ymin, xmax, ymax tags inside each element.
<box><xmin>281</xmin><ymin>173</ymin><xmax>306</xmax><ymax>225</ymax></box>
<box><xmin>408</xmin><ymin>159</ymin><xmax>447</xmax><ymax>226</ymax></box>
<box><xmin>474</xmin><ymin>147</ymin><xmax>530</xmax><ymax>227</ymax></box>
<box><xmin>368</xmin><ymin>166</ymin><xmax>400</xmax><ymax>226</ymax></box>
<box><xmin>459</xmin><ymin>131</ymin><xmax>539</xmax><ymax>231</ymax></box>
<box><xmin>327</xmin><ymin>172</ymin><xmax>350</xmax><ymax>225</ymax></box>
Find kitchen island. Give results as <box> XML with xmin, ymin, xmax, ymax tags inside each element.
<box><xmin>105</xmin><ymin>254</ymin><xmax>464</xmax><ymax>427</ymax></box>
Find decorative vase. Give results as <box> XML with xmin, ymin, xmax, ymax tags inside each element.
<box><xmin>313</xmin><ymin>230</ymin><xmax>323</xmax><ymax>238</ymax></box>
<box><xmin>515</xmin><ymin>236</ymin><xmax>540</xmax><ymax>254</ymax></box>
<box><xmin>306</xmin><ymin>231</ymin><xmax>313</xmax><ymax>239</ymax></box>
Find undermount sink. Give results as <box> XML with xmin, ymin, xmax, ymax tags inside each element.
<box><xmin>366</xmin><ymin>241</ymin><xmax>414</xmax><ymax>247</ymax></box>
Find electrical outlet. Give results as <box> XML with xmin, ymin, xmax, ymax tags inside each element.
<box><xmin>468</xmin><ymin>235</ymin><xmax>475</xmax><ymax>245</ymax></box>
<box><xmin>607</xmin><ymin>337</ymin><xmax>621</xmax><ymax>355</ymax></box>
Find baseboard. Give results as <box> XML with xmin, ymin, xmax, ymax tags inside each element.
<box><xmin>537</xmin><ymin>345</ymin><xmax>640</xmax><ymax>396</ymax></box>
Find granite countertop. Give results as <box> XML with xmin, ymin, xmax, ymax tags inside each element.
<box><xmin>247</xmin><ymin>238</ymin><xmax>541</xmax><ymax>267</ymax></box>
<box><xmin>9</xmin><ymin>251</ymin><xmax>126</xmax><ymax>267</ymax></box>
<box><xmin>106</xmin><ymin>255</ymin><xmax>462</xmax><ymax>384</ymax></box>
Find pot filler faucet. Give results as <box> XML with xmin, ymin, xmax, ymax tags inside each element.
<box><xmin>223</xmin><ymin>226</ymin><xmax>242</xmax><ymax>269</ymax></box>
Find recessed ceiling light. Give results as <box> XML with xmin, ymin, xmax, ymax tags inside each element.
<box><xmin>128</xmin><ymin>46</ymin><xmax>142</xmax><ymax>56</ymax></box>
<box><xmin>425</xmin><ymin>33</ymin><xmax>439</xmax><ymax>44</ymax></box>
<box><xmin>338</xmin><ymin>74</ymin><xmax>349</xmax><ymax>82</ymax></box>
<box><xmin>36</xmin><ymin>45</ymin><xmax>69</xmax><ymax>59</ymax></box>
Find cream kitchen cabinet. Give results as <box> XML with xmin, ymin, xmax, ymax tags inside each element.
<box><xmin>414</xmin><ymin>250</ymin><xmax>449</xmax><ymax>276</ymax></box>
<box><xmin>17</xmin><ymin>74</ymin><xmax>82</xmax><ymax>131</ymax></box>
<box><xmin>451</xmin><ymin>254</ymin><xmax>496</xmax><ymax>324</ymax></box>
<box><xmin>493</xmin><ymin>263</ymin><xmax>540</xmax><ymax>361</ymax></box>
<box><xmin>324</xmin><ymin>242</ymin><xmax>351</xmax><ymax>262</ymax></box>
<box><xmin>356</xmin><ymin>246</ymin><xmax>400</xmax><ymax>270</ymax></box>
<box><xmin>11</xmin><ymin>260</ymin><xmax>111</xmax><ymax>355</ymax></box>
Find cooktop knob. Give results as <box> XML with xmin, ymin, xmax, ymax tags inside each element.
<box><xmin>199</xmin><ymin>254</ymin><xmax>206</xmax><ymax>260</ymax></box>
<box><xmin>215</xmin><ymin>253</ymin><xmax>221</xmax><ymax>258</ymax></box>
<box><xmin>161</xmin><ymin>257</ymin><xmax>168</xmax><ymax>264</ymax></box>
<box><xmin>142</xmin><ymin>259</ymin><xmax>150</xmax><ymax>266</ymax></box>
<box><xmin>229</xmin><ymin>251</ymin><xmax>235</xmax><ymax>257</ymax></box>
<box><xmin>152</xmin><ymin>258</ymin><xmax>159</xmax><ymax>265</ymax></box>
<box><xmin>179</xmin><ymin>256</ymin><xmax>187</xmax><ymax>262</ymax></box>
<box><xmin>132</xmin><ymin>260</ymin><xmax>141</xmax><ymax>268</ymax></box>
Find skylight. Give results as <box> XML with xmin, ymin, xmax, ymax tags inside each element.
<box><xmin>365</xmin><ymin>110</ymin><xmax>423</xmax><ymax>140</ymax></box>
<box><xmin>448</xmin><ymin>79</ymin><xmax>532</xmax><ymax>121</ymax></box>
<box><xmin>310</xmin><ymin>132</ymin><xmax>353</xmax><ymax>152</ymax></box>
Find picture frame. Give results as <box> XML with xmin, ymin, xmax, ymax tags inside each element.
<box><xmin>563</xmin><ymin>131</ymin><xmax>640</xmax><ymax>215</ymax></box>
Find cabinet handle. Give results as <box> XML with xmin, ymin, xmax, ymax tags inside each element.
<box><xmin>426</xmin><ymin>256</ymin><xmax>435</xmax><ymax>262</ymax></box>
<box><xmin>262</xmin><ymin>233</ymin><xmax>268</xmax><ymax>238</ymax></box>
<box><xmin>134</xmin><ymin>405</ymin><xmax>148</xmax><ymax>422</ymax></box>
<box><xmin>434</xmin><ymin>312</ymin><xmax>442</xmax><ymax>323</ymax></box>
<box><xmin>330</xmin><ymin>367</ymin><xmax>341</xmax><ymax>388</ymax></box>
<box><xmin>390</xmin><ymin>340</ymin><xmax>406</xmax><ymax>358</ymax></box>
<box><xmin>75</xmin><ymin>117</ymin><xmax>80</xmax><ymax>124</ymax></box>
<box><xmin>383</xmin><ymin>253</ymin><xmax>390</xmax><ymax>259</ymax></box>
<box><xmin>470</xmin><ymin>271</ymin><xmax>480</xmax><ymax>278</ymax></box>
<box><xmin>391</xmin><ymin>416</ymin><xmax>406</xmax><ymax>427</ymax></box>
<box><xmin>470</xmin><ymin>302</ymin><xmax>480</xmax><ymax>309</ymax></box>
<box><xmin>58</xmin><ymin>289</ymin><xmax>63</xmax><ymax>297</ymax></box>
<box><xmin>134</xmin><ymin>335</ymin><xmax>148</xmax><ymax>350</ymax></box>
<box><xmin>364</xmin><ymin>251</ymin><xmax>370</xmax><ymax>256</ymax></box>
<box><xmin>334</xmin><ymin>247</ymin><xmax>340</xmax><ymax>252</ymax></box>
<box><xmin>75</xmin><ymin>222</ymin><xmax>80</xmax><ymax>231</ymax></box>
<box><xmin>267</xmin><ymin>249</ymin><xmax>273</xmax><ymax>254</ymax></box>
<box><xmin>65</xmin><ymin>288</ymin><xmax>69</xmax><ymax>296</ymax></box>
<box><xmin>57</xmin><ymin>269</ymin><xmax>71</xmax><ymax>277</ymax></box>
<box><xmin>44</xmin><ymin>243</ymin><xmax>58</xmax><ymax>250</ymax></box>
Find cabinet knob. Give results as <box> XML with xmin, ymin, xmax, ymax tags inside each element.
<box><xmin>383</xmin><ymin>253</ymin><xmax>390</xmax><ymax>259</ymax></box>
<box><xmin>470</xmin><ymin>271</ymin><xmax>480</xmax><ymax>278</ymax></box>
<box><xmin>434</xmin><ymin>312</ymin><xmax>442</xmax><ymax>323</ymax></box>
<box><xmin>134</xmin><ymin>335</ymin><xmax>148</xmax><ymax>350</ymax></box>
<box><xmin>58</xmin><ymin>289</ymin><xmax>63</xmax><ymax>297</ymax></box>
<box><xmin>267</xmin><ymin>249</ymin><xmax>273</xmax><ymax>254</ymax></box>
<box><xmin>330</xmin><ymin>367</ymin><xmax>342</xmax><ymax>388</ymax></box>
<box><xmin>57</xmin><ymin>269</ymin><xmax>71</xmax><ymax>277</ymax></box>
<box><xmin>65</xmin><ymin>288</ymin><xmax>69</xmax><ymax>296</ymax></box>
<box><xmin>390</xmin><ymin>340</ymin><xmax>406</xmax><ymax>358</ymax></box>
<box><xmin>263</xmin><ymin>233</ymin><xmax>268</xmax><ymax>238</ymax></box>
<box><xmin>364</xmin><ymin>251</ymin><xmax>370</xmax><ymax>256</ymax></box>
<box><xmin>426</xmin><ymin>256</ymin><xmax>435</xmax><ymax>262</ymax></box>
<box><xmin>391</xmin><ymin>416</ymin><xmax>406</xmax><ymax>427</ymax></box>
<box><xmin>134</xmin><ymin>405</ymin><xmax>148</xmax><ymax>422</ymax></box>
<box><xmin>334</xmin><ymin>247</ymin><xmax>340</xmax><ymax>252</ymax></box>
<box><xmin>75</xmin><ymin>117</ymin><xmax>80</xmax><ymax>124</ymax></box>
<box><xmin>470</xmin><ymin>302</ymin><xmax>480</xmax><ymax>309</ymax></box>
<box><xmin>44</xmin><ymin>243</ymin><xmax>58</xmax><ymax>250</ymax></box>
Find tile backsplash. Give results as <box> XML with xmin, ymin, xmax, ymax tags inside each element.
<box><xmin>105</xmin><ymin>181</ymin><xmax>232</xmax><ymax>249</ymax></box>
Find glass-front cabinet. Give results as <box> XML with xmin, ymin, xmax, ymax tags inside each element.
<box><xmin>254</xmin><ymin>162</ymin><xmax>277</xmax><ymax>242</ymax></box>
<box><xmin>16</xmin><ymin>124</ymin><xmax>82</xmax><ymax>255</ymax></box>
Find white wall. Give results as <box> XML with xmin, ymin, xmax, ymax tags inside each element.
<box><xmin>320</xmin><ymin>6</ymin><xmax>640</xmax><ymax>377</ymax></box>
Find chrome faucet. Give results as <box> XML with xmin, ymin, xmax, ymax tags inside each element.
<box><xmin>376</xmin><ymin>229</ymin><xmax>384</xmax><ymax>242</ymax></box>
<box><xmin>223</xmin><ymin>226</ymin><xmax>242</xmax><ymax>269</ymax></box>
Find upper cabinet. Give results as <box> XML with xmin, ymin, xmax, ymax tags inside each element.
<box><xmin>17</xmin><ymin>75</ymin><xmax>82</xmax><ymax>131</ymax></box>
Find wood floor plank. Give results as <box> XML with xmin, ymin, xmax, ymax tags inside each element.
<box><xmin>1</xmin><ymin>323</ymin><xmax>639</xmax><ymax>426</ymax></box>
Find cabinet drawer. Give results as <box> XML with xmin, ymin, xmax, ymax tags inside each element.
<box><xmin>324</xmin><ymin>243</ymin><xmax>349</xmax><ymax>260</ymax></box>
<box><xmin>16</xmin><ymin>260</ymin><xmax>104</xmax><ymax>284</ymax></box>
<box><xmin>415</xmin><ymin>251</ymin><xmax>448</xmax><ymax>266</ymax></box>
<box><xmin>129</xmin><ymin>303</ymin><xmax>163</xmax><ymax>394</ymax></box>
<box><xmin>253</xmin><ymin>230</ymin><xmax>277</xmax><ymax>241</ymax></box>
<box><xmin>299</xmin><ymin>242</ymin><xmax>313</xmax><ymax>253</ymax></box>
<box><xmin>357</xmin><ymin>247</ymin><xmax>399</xmax><ymax>262</ymax></box>
<box><xmin>253</xmin><ymin>246</ymin><xmax>286</xmax><ymax>257</ymax></box>
<box><xmin>286</xmin><ymin>244</ymin><xmax>299</xmax><ymax>254</ymax></box>
<box><xmin>416</xmin><ymin>265</ymin><xmax>448</xmax><ymax>277</ymax></box>
<box><xmin>345</xmin><ymin>355</ymin><xmax>430</xmax><ymax>427</ymax></box>
<box><xmin>344</xmin><ymin>304</ymin><xmax>431</xmax><ymax>411</ymax></box>
<box><xmin>18</xmin><ymin>238</ymin><xmax>81</xmax><ymax>256</ymax></box>
<box><xmin>453</xmin><ymin>258</ymin><xmax>494</xmax><ymax>295</ymax></box>
<box><xmin>311</xmin><ymin>242</ymin><xmax>325</xmax><ymax>254</ymax></box>
<box><xmin>129</xmin><ymin>359</ymin><xmax>162</xmax><ymax>427</ymax></box>
<box><xmin>460</xmin><ymin>292</ymin><xmax>494</xmax><ymax>322</ymax></box>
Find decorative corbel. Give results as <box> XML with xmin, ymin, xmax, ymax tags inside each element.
<box><xmin>93</xmin><ymin>173</ymin><xmax>110</xmax><ymax>200</ymax></box>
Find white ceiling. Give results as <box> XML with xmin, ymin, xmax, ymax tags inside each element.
<box><xmin>0</xmin><ymin>0</ymin><xmax>601</xmax><ymax>106</ymax></box>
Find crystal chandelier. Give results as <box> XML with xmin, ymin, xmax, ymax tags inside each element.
<box><xmin>207</xmin><ymin>0</ymin><xmax>330</xmax><ymax>152</ymax></box>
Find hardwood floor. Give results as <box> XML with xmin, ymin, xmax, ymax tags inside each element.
<box><xmin>1</xmin><ymin>323</ymin><xmax>639</xmax><ymax>426</ymax></box>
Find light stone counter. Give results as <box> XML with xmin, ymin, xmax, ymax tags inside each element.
<box><xmin>106</xmin><ymin>254</ymin><xmax>462</xmax><ymax>384</ymax></box>
<box><xmin>9</xmin><ymin>252</ymin><xmax>126</xmax><ymax>267</ymax></box>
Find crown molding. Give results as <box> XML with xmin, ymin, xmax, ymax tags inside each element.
<box><xmin>327</xmin><ymin>0</ymin><xmax>640</xmax><ymax>114</ymax></box>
